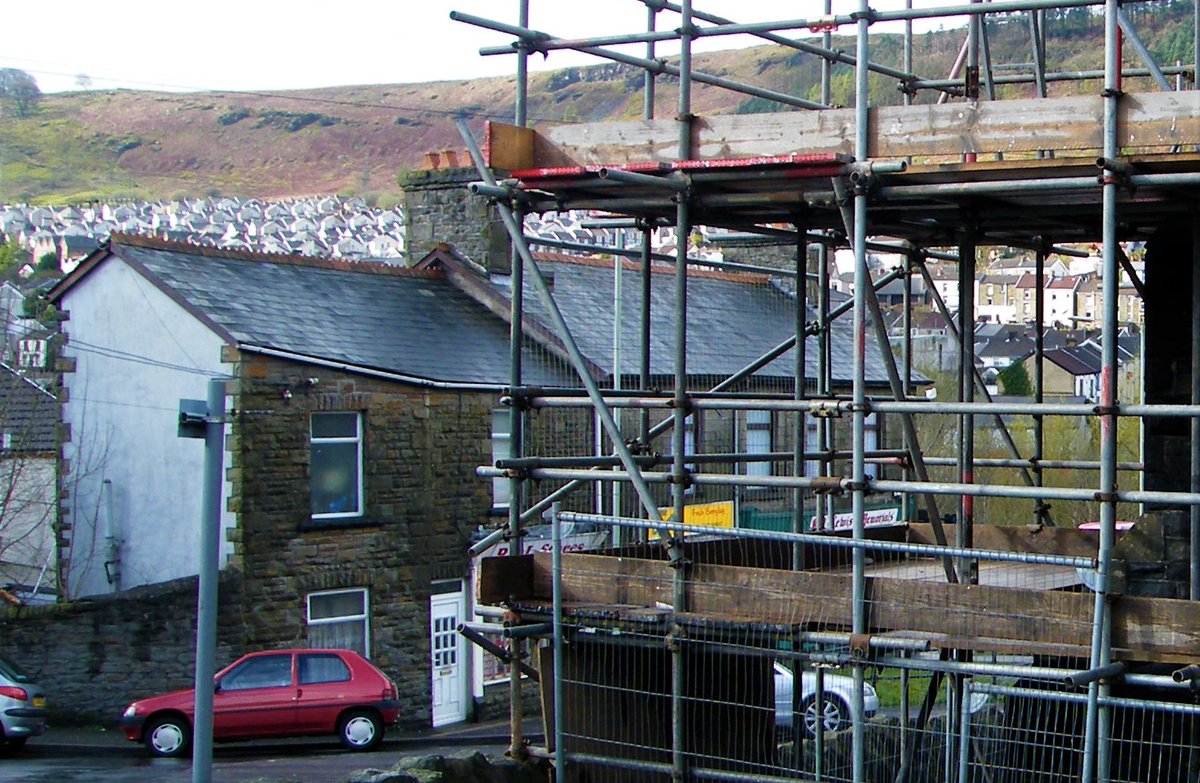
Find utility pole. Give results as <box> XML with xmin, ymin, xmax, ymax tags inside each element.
<box><xmin>178</xmin><ymin>378</ymin><xmax>227</xmax><ymax>783</ymax></box>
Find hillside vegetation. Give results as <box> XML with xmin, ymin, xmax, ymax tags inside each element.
<box><xmin>0</xmin><ymin>2</ymin><xmax>1191</xmax><ymax>205</ymax></box>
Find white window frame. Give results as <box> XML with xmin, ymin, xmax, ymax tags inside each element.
<box><xmin>491</xmin><ymin>408</ymin><xmax>512</xmax><ymax>511</ymax></box>
<box><xmin>310</xmin><ymin>412</ymin><xmax>364</xmax><ymax>520</ymax></box>
<box><xmin>306</xmin><ymin>588</ymin><xmax>370</xmax><ymax>658</ymax></box>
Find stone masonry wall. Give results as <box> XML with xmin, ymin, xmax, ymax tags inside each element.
<box><xmin>403</xmin><ymin>168</ymin><xmax>511</xmax><ymax>273</ymax></box>
<box><xmin>0</xmin><ymin>572</ymin><xmax>245</xmax><ymax>726</ymax></box>
<box><xmin>229</xmin><ymin>353</ymin><xmax>498</xmax><ymax>730</ymax></box>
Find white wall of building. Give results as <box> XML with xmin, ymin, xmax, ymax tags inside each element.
<box><xmin>59</xmin><ymin>259</ymin><xmax>235</xmax><ymax>598</ymax></box>
<box><xmin>1047</xmin><ymin>287</ymin><xmax>1076</xmax><ymax>326</ymax></box>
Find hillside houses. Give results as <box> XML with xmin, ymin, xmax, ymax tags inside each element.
<box><xmin>1</xmin><ymin>200</ymin><xmax>732</xmax><ymax>274</ymax></box>
<box><xmin>1</xmin><ymin>197</ymin><xmax>408</xmax><ymax>270</ymax></box>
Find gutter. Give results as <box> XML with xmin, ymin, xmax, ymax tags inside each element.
<box><xmin>237</xmin><ymin>345</ymin><xmax>506</xmax><ymax>393</ymax></box>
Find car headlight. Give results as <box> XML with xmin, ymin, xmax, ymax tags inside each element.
<box><xmin>123</xmin><ymin>704</ymin><xmax>138</xmax><ymax>718</ymax></box>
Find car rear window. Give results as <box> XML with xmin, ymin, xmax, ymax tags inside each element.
<box><xmin>299</xmin><ymin>653</ymin><xmax>351</xmax><ymax>685</ymax></box>
<box><xmin>0</xmin><ymin>653</ymin><xmax>33</xmax><ymax>683</ymax></box>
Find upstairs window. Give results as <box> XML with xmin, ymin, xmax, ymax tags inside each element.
<box><xmin>310</xmin><ymin>412</ymin><xmax>363</xmax><ymax>519</ymax></box>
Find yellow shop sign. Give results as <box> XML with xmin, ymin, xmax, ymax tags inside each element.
<box><xmin>649</xmin><ymin>500</ymin><xmax>735</xmax><ymax>540</ymax></box>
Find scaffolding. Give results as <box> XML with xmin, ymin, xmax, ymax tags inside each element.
<box><xmin>453</xmin><ymin>2</ymin><xmax>1200</xmax><ymax>781</ymax></box>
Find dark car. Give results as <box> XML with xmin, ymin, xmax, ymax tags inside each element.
<box><xmin>121</xmin><ymin>649</ymin><xmax>400</xmax><ymax>757</ymax></box>
<box><xmin>0</xmin><ymin>652</ymin><xmax>47</xmax><ymax>749</ymax></box>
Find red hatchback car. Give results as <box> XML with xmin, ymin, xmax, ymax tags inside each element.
<box><xmin>120</xmin><ymin>649</ymin><xmax>400</xmax><ymax>757</ymax></box>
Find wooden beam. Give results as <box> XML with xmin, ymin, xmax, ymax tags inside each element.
<box><xmin>482</xmin><ymin>552</ymin><xmax>1200</xmax><ymax>663</ymax></box>
<box><xmin>483</xmin><ymin>121</ymin><xmax>536</xmax><ymax>170</ymax></box>
<box><xmin>503</xmin><ymin>91</ymin><xmax>1200</xmax><ymax>169</ymax></box>
<box><xmin>477</xmin><ymin>553</ymin><xmax>535</xmax><ymax>606</ymax></box>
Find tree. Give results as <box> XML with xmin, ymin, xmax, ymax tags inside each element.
<box><xmin>74</xmin><ymin>73</ymin><xmax>92</xmax><ymax>90</ymax></box>
<box><xmin>0</xmin><ymin>240</ymin><xmax>26</xmax><ymax>275</ymax></box>
<box><xmin>36</xmin><ymin>253</ymin><xmax>60</xmax><ymax>275</ymax></box>
<box><xmin>0</xmin><ymin>68</ymin><xmax>41</xmax><ymax>118</ymax></box>
<box><xmin>998</xmin><ymin>360</ymin><xmax>1033</xmax><ymax>396</ymax></box>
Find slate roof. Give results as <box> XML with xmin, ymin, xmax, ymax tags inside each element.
<box><xmin>0</xmin><ymin>364</ymin><xmax>56</xmax><ymax>453</ymax></box>
<box><xmin>1044</xmin><ymin>348</ymin><xmax>1101</xmax><ymax>376</ymax></box>
<box><xmin>489</xmin><ymin>252</ymin><xmax>905</xmax><ymax>388</ymax></box>
<box><xmin>977</xmin><ymin>334</ymin><xmax>1035</xmax><ymax>361</ymax></box>
<box><xmin>51</xmin><ymin>236</ymin><xmax>573</xmax><ymax>388</ymax></box>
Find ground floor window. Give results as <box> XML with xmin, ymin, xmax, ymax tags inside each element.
<box><xmin>307</xmin><ymin>588</ymin><xmax>369</xmax><ymax>657</ymax></box>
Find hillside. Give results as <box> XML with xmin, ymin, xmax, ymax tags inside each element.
<box><xmin>0</xmin><ymin>4</ymin><xmax>1190</xmax><ymax>206</ymax></box>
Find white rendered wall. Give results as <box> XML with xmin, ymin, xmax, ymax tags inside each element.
<box><xmin>60</xmin><ymin>258</ymin><xmax>235</xmax><ymax>598</ymax></box>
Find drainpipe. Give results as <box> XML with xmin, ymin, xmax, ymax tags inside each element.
<box><xmin>102</xmin><ymin>478</ymin><xmax>121</xmax><ymax>591</ymax></box>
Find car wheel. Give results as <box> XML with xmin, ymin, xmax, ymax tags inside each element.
<box><xmin>802</xmin><ymin>693</ymin><xmax>849</xmax><ymax>738</ymax></box>
<box><xmin>144</xmin><ymin>715</ymin><xmax>191</xmax><ymax>758</ymax></box>
<box><xmin>338</xmin><ymin>709</ymin><xmax>383</xmax><ymax>751</ymax></box>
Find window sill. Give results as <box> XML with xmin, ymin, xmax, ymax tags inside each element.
<box><xmin>300</xmin><ymin>517</ymin><xmax>386</xmax><ymax>532</ymax></box>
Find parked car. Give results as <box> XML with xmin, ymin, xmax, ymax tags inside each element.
<box><xmin>0</xmin><ymin>652</ymin><xmax>47</xmax><ymax>749</ymax></box>
<box><xmin>774</xmin><ymin>662</ymin><xmax>880</xmax><ymax>737</ymax></box>
<box><xmin>121</xmin><ymin>649</ymin><xmax>400</xmax><ymax>757</ymax></box>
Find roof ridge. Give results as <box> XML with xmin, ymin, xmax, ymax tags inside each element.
<box><xmin>109</xmin><ymin>233</ymin><xmax>440</xmax><ymax>280</ymax></box>
<box><xmin>530</xmin><ymin>250</ymin><xmax>774</xmax><ymax>285</ymax></box>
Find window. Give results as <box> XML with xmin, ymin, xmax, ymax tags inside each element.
<box><xmin>744</xmin><ymin>410</ymin><xmax>773</xmax><ymax>484</ymax></box>
<box><xmin>310</xmin><ymin>412</ymin><xmax>363</xmax><ymax>519</ymax></box>
<box><xmin>17</xmin><ymin>339</ymin><xmax>45</xmax><ymax>369</ymax></box>
<box><xmin>298</xmin><ymin>653</ymin><xmax>351</xmax><ymax>685</ymax></box>
<box><xmin>491</xmin><ymin>409</ymin><xmax>512</xmax><ymax>510</ymax></box>
<box><xmin>307</xmin><ymin>588</ymin><xmax>370</xmax><ymax>657</ymax></box>
<box><xmin>221</xmin><ymin>654</ymin><xmax>293</xmax><ymax>691</ymax></box>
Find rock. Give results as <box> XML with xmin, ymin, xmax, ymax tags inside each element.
<box><xmin>356</xmin><ymin>752</ymin><xmax>548</xmax><ymax>783</ymax></box>
<box><xmin>346</xmin><ymin>768</ymin><xmax>420</xmax><ymax>783</ymax></box>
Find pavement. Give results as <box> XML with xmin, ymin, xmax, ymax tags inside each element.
<box><xmin>29</xmin><ymin>717</ymin><xmax>544</xmax><ymax>757</ymax></box>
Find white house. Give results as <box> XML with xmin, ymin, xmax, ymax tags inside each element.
<box><xmin>50</xmin><ymin>245</ymin><xmax>236</xmax><ymax>599</ymax></box>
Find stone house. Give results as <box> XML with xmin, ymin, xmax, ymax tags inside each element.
<box><xmin>976</xmin><ymin>273</ymin><xmax>1021</xmax><ymax>324</ymax></box>
<box><xmin>1042</xmin><ymin>346</ymin><xmax>1103</xmax><ymax>400</ymax></box>
<box><xmin>1074</xmin><ymin>275</ymin><xmax>1145</xmax><ymax>329</ymax></box>
<box><xmin>47</xmin><ymin>233</ymin><xmax>573</xmax><ymax>729</ymax></box>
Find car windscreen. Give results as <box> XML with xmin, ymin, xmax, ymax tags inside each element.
<box><xmin>0</xmin><ymin>652</ymin><xmax>33</xmax><ymax>683</ymax></box>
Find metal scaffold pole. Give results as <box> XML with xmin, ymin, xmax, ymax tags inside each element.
<box><xmin>1035</xmin><ymin>245</ymin><xmax>1049</xmax><ymax>526</ymax></box>
<box><xmin>958</xmin><ymin>221</ymin><xmax>976</xmax><ymax>581</ymax></box>
<box><xmin>1192</xmin><ymin>210</ymin><xmax>1200</xmax><ymax>600</ymax></box>
<box><xmin>670</xmin><ymin>6</ymin><xmax>693</xmax><ymax>782</ymax></box>
<box><xmin>506</xmin><ymin>1</ymin><xmax>530</xmax><ymax>760</ymax></box>
<box><xmin>1082</xmin><ymin>2</ymin><xmax>1121</xmax><ymax>780</ymax></box>
<box><xmin>794</xmin><ymin>218</ymin><xmax>807</xmax><ymax>570</ymax></box>
<box><xmin>852</xmin><ymin>3</ymin><xmax>870</xmax><ymax>781</ymax></box>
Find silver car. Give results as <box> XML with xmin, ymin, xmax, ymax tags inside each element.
<box><xmin>774</xmin><ymin>661</ymin><xmax>880</xmax><ymax>737</ymax></box>
<box><xmin>0</xmin><ymin>652</ymin><xmax>46</xmax><ymax>749</ymax></box>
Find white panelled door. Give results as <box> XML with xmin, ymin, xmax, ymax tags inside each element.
<box><xmin>430</xmin><ymin>586</ymin><xmax>468</xmax><ymax>727</ymax></box>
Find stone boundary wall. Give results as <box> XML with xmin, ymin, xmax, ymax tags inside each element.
<box><xmin>0</xmin><ymin>572</ymin><xmax>245</xmax><ymax>726</ymax></box>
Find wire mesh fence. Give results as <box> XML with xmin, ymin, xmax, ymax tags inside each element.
<box><xmin>519</xmin><ymin>513</ymin><xmax>1197</xmax><ymax>783</ymax></box>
